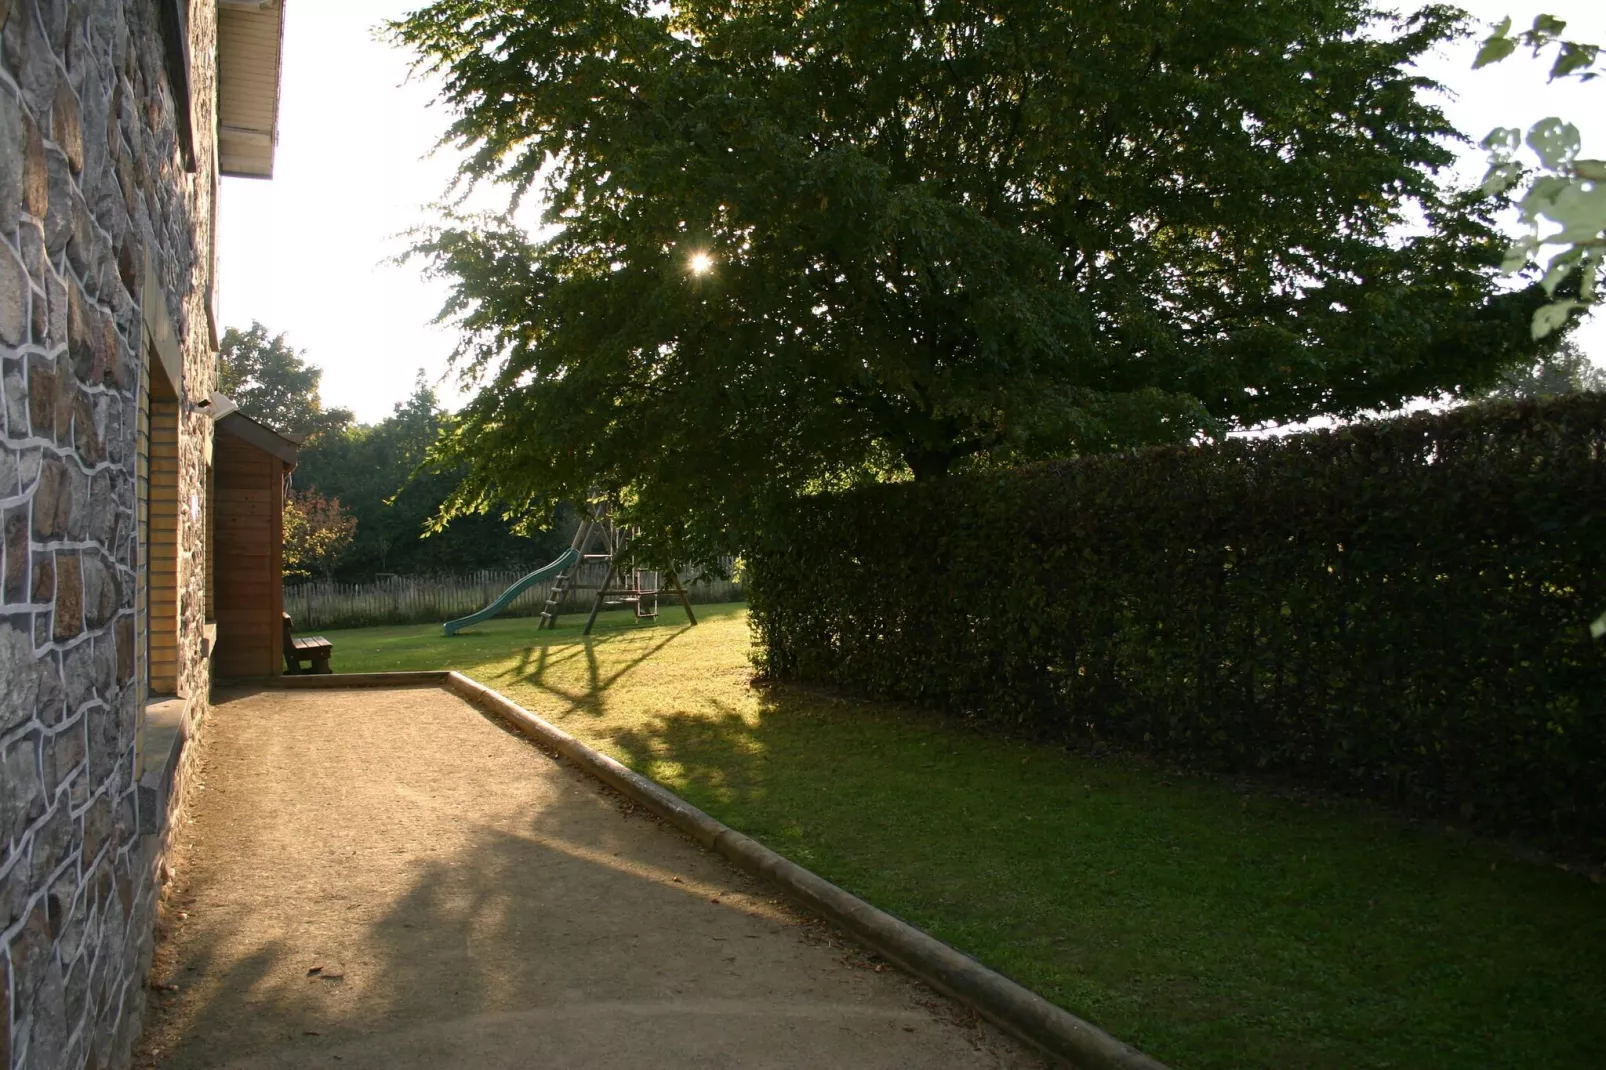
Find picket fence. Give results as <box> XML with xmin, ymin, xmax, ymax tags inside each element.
<box><xmin>283</xmin><ymin>559</ymin><xmax>743</xmax><ymax>630</ymax></box>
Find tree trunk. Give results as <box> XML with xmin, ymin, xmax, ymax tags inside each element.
<box><xmin>906</xmin><ymin>450</ymin><xmax>955</xmax><ymax>482</ymax></box>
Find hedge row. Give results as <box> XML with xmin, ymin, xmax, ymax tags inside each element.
<box><xmin>747</xmin><ymin>395</ymin><xmax>1606</xmax><ymax>849</ymax></box>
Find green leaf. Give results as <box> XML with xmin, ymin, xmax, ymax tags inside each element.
<box><xmin>1480</xmin><ymin>161</ymin><xmax>1521</xmax><ymax>196</ymax></box>
<box><xmin>1527</xmin><ymin>117</ymin><xmax>1581</xmax><ymax>170</ymax></box>
<box><xmin>1531</xmin><ymin>299</ymin><xmax>1581</xmax><ymax>339</ymax></box>
<box><xmin>1481</xmin><ymin>126</ymin><xmax>1522</xmax><ymax>155</ymax></box>
<box><xmin>1474</xmin><ymin>35</ymin><xmax>1518</xmax><ymax>69</ymax></box>
<box><xmin>1500</xmin><ymin>235</ymin><xmax>1539</xmax><ymax>273</ymax></box>
<box><xmin>1575</xmin><ymin>159</ymin><xmax>1606</xmax><ymax>181</ymax></box>
<box><xmin>1540</xmin><ymin>181</ymin><xmax>1606</xmax><ymax>243</ymax></box>
<box><xmin>1517</xmin><ymin>175</ymin><xmax>1571</xmax><ymax>224</ymax></box>
<box><xmin>1531</xmin><ymin>14</ymin><xmax>1567</xmax><ymax>39</ymax></box>
<box><xmin>1539</xmin><ymin>248</ymin><xmax>1582</xmax><ymax>295</ymax></box>
<box><xmin>1593</xmin><ymin>610</ymin><xmax>1606</xmax><ymax>640</ymax></box>
<box><xmin>1551</xmin><ymin>41</ymin><xmax>1600</xmax><ymax>81</ymax></box>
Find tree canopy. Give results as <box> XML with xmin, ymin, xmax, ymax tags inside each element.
<box><xmin>395</xmin><ymin>0</ymin><xmax>1561</xmax><ymax>560</ymax></box>
<box><xmin>293</xmin><ymin>376</ymin><xmax>574</xmax><ymax>579</ymax></box>
<box><xmin>218</xmin><ymin>321</ymin><xmax>572</xmax><ymax>580</ymax></box>
<box><xmin>282</xmin><ymin>490</ymin><xmax>359</xmax><ymax>581</ymax></box>
<box><xmin>219</xmin><ymin>323</ymin><xmax>354</xmax><ymax>440</ymax></box>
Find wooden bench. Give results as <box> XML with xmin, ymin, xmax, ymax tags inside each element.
<box><xmin>282</xmin><ymin>612</ymin><xmax>334</xmax><ymax>675</ymax></box>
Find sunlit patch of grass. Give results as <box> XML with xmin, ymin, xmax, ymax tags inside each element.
<box><xmin>321</xmin><ymin>605</ymin><xmax>1606</xmax><ymax>1070</ymax></box>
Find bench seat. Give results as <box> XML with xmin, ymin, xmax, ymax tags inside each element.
<box><xmin>282</xmin><ymin>612</ymin><xmax>334</xmax><ymax>674</ymax></box>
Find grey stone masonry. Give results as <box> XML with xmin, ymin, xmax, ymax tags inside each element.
<box><xmin>0</xmin><ymin>2</ymin><xmax>219</xmax><ymax>1070</ymax></box>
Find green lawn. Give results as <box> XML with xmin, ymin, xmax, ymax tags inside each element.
<box><xmin>316</xmin><ymin>604</ymin><xmax>1605</xmax><ymax>1070</ymax></box>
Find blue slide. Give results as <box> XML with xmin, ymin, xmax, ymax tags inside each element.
<box><xmin>442</xmin><ymin>548</ymin><xmax>581</xmax><ymax>636</ymax></box>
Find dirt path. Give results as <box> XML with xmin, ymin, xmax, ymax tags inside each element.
<box><xmin>134</xmin><ymin>686</ymin><xmax>1044</xmax><ymax>1069</ymax></box>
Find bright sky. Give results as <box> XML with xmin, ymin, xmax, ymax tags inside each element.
<box><xmin>216</xmin><ymin>0</ymin><xmax>1606</xmax><ymax>425</ymax></box>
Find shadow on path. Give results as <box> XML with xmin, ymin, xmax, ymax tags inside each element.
<box><xmin>133</xmin><ymin>686</ymin><xmax>1038</xmax><ymax>1070</ymax></box>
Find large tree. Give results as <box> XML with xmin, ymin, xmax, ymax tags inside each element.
<box><xmin>395</xmin><ymin>0</ymin><xmax>1559</xmax><ymax>559</ymax></box>
<box><xmin>219</xmin><ymin>323</ymin><xmax>354</xmax><ymax>440</ymax></box>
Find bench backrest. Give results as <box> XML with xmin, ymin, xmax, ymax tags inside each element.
<box><xmin>281</xmin><ymin>612</ymin><xmax>298</xmax><ymax>673</ymax></box>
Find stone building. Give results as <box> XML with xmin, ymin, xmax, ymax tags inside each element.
<box><xmin>0</xmin><ymin>2</ymin><xmax>285</xmax><ymax>1067</ymax></box>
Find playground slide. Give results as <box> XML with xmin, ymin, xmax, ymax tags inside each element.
<box><xmin>442</xmin><ymin>548</ymin><xmax>581</xmax><ymax>636</ymax></box>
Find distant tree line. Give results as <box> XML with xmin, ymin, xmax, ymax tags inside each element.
<box><xmin>1479</xmin><ymin>339</ymin><xmax>1605</xmax><ymax>402</ymax></box>
<box><xmin>219</xmin><ymin>323</ymin><xmax>574</xmax><ymax>582</ymax></box>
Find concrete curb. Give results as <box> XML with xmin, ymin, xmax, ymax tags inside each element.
<box><xmin>441</xmin><ymin>671</ymin><xmax>1170</xmax><ymax>1070</ymax></box>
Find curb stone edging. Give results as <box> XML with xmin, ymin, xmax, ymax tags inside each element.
<box><xmin>440</xmin><ymin>671</ymin><xmax>1171</xmax><ymax>1070</ymax></box>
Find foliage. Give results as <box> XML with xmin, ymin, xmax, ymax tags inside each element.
<box><xmin>392</xmin><ymin>0</ymin><xmax>1555</xmax><ymax>561</ymax></box>
<box><xmin>218</xmin><ymin>323</ymin><xmax>570</xmax><ymax>582</ymax></box>
<box><xmin>1479</xmin><ymin>337</ymin><xmax>1606</xmax><ymax>400</ymax></box>
<box><xmin>282</xmin><ymin>490</ymin><xmax>358</xmax><ymax>581</ymax></box>
<box><xmin>748</xmin><ymin>394</ymin><xmax>1606</xmax><ymax>849</ymax></box>
<box><xmin>1475</xmin><ymin>15</ymin><xmax>1605</xmax><ymax>338</ymax></box>
<box><xmin>293</xmin><ymin>375</ymin><xmax>574</xmax><ymax>580</ymax></box>
<box><xmin>322</xmin><ymin>607</ymin><xmax>1606</xmax><ymax>1070</ymax></box>
<box><xmin>219</xmin><ymin>323</ymin><xmax>354</xmax><ymax>440</ymax></box>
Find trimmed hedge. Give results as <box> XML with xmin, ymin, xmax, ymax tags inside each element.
<box><xmin>748</xmin><ymin>395</ymin><xmax>1606</xmax><ymax>849</ymax></box>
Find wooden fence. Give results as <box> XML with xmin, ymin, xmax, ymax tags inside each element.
<box><xmin>283</xmin><ymin>559</ymin><xmax>744</xmax><ymax>630</ymax></box>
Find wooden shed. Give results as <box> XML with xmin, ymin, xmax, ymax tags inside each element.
<box><xmin>211</xmin><ymin>397</ymin><xmax>300</xmax><ymax>678</ymax></box>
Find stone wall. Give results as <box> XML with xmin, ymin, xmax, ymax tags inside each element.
<box><xmin>0</xmin><ymin>1</ymin><xmax>217</xmax><ymax>1068</ymax></box>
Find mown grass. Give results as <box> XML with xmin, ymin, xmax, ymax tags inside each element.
<box><xmin>316</xmin><ymin>604</ymin><xmax>1606</xmax><ymax>1069</ymax></box>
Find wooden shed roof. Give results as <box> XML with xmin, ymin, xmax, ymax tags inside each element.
<box><xmin>218</xmin><ymin>0</ymin><xmax>288</xmax><ymax>178</ymax></box>
<box><xmin>212</xmin><ymin>394</ymin><xmax>301</xmax><ymax>468</ymax></box>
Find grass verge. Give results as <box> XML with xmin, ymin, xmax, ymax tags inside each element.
<box><xmin>315</xmin><ymin>604</ymin><xmax>1605</xmax><ymax>1070</ymax></box>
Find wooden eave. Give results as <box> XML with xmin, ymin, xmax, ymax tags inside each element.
<box><xmin>215</xmin><ymin>407</ymin><xmax>301</xmax><ymax>470</ymax></box>
<box><xmin>217</xmin><ymin>0</ymin><xmax>287</xmax><ymax>179</ymax></box>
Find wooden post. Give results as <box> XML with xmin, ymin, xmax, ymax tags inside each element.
<box><xmin>583</xmin><ymin>563</ymin><xmax>617</xmax><ymax>636</ymax></box>
<box><xmin>668</xmin><ymin>570</ymin><xmax>698</xmax><ymax>626</ymax></box>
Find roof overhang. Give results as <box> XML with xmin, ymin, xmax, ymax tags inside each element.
<box><xmin>217</xmin><ymin>0</ymin><xmax>287</xmax><ymax>179</ymax></box>
<box><xmin>212</xmin><ymin>394</ymin><xmax>302</xmax><ymax>469</ymax></box>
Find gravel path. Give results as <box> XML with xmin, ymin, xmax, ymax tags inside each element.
<box><xmin>134</xmin><ymin>686</ymin><xmax>1044</xmax><ymax>1069</ymax></box>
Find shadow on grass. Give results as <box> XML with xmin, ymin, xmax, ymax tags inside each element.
<box><xmin>290</xmin><ymin>606</ymin><xmax>1606</xmax><ymax>1069</ymax></box>
<box><xmin>495</xmin><ymin>622</ymin><xmax>695</xmax><ymax>721</ymax></box>
<box><xmin>600</xmin><ymin>683</ymin><xmax>1606</xmax><ymax>1070</ymax></box>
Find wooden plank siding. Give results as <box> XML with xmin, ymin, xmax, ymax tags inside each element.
<box><xmin>147</xmin><ymin>395</ymin><xmax>180</xmax><ymax>694</ymax></box>
<box><xmin>134</xmin><ymin>362</ymin><xmax>148</xmax><ymax>774</ymax></box>
<box><xmin>212</xmin><ymin>433</ymin><xmax>285</xmax><ymax>677</ymax></box>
